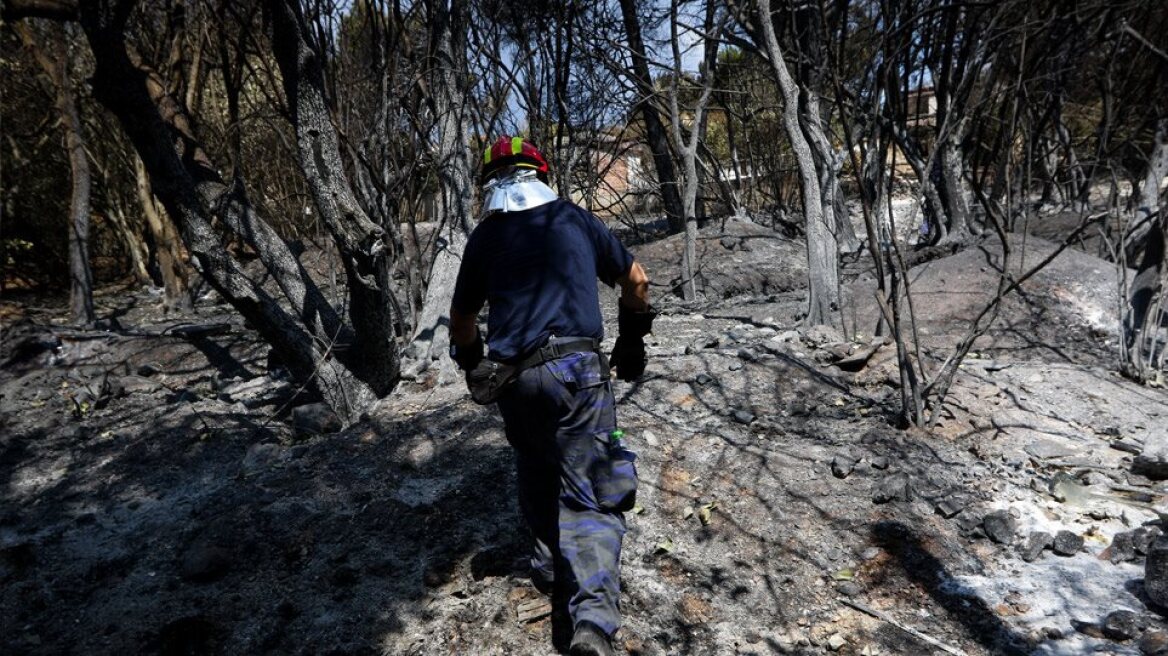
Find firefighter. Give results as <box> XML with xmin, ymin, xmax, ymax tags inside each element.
<box><xmin>449</xmin><ymin>136</ymin><xmax>654</xmax><ymax>656</ymax></box>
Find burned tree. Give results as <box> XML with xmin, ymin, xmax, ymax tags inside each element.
<box><xmin>17</xmin><ymin>0</ymin><xmax>407</xmax><ymax>424</ymax></box>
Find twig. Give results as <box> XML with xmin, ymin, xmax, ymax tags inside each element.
<box><xmin>839</xmin><ymin>598</ymin><xmax>969</xmax><ymax>656</ymax></box>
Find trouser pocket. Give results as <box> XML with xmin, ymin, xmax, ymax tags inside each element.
<box><xmin>590</xmin><ymin>433</ymin><xmax>638</xmax><ymax>513</ymax></box>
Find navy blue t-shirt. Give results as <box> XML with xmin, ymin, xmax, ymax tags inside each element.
<box><xmin>451</xmin><ymin>199</ymin><xmax>634</xmax><ymax>362</ymax></box>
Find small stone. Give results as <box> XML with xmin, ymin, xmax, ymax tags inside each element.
<box><xmin>1020</xmin><ymin>532</ymin><xmax>1053</xmax><ymax>562</ymax></box>
<box><xmin>827</xmin><ymin>633</ymin><xmax>847</xmax><ymax>651</ymax></box>
<box><xmin>982</xmin><ymin>511</ymin><xmax>1017</xmax><ymax>545</ymax></box>
<box><xmin>836</xmin><ymin>581</ymin><xmax>862</xmax><ymax>597</ymax></box>
<box><xmin>291</xmin><ymin>402</ymin><xmax>341</xmax><ymax>438</ymax></box>
<box><xmin>868</xmin><ymin>456</ymin><xmax>890</xmax><ymax>471</ymax></box>
<box><xmin>787</xmin><ymin>398</ymin><xmax>809</xmax><ymax>416</ymax></box>
<box><xmin>1145</xmin><ymin>536</ymin><xmax>1168</xmax><ymax>607</ymax></box>
<box><xmin>737</xmin><ymin>348</ymin><xmax>758</xmax><ymax>362</ymax></box>
<box><xmin>1052</xmin><ymin>530</ymin><xmax>1084</xmax><ymax>556</ymax></box>
<box><xmin>732</xmin><ymin>409</ymin><xmax>755</xmax><ymax>425</ymax></box>
<box><xmin>831</xmin><ymin>455</ymin><xmax>857</xmax><ymax>479</ymax></box>
<box><xmin>873</xmin><ymin>473</ymin><xmax>912</xmax><ymax>504</ymax></box>
<box><xmin>1141</xmin><ymin>631</ymin><xmax>1168</xmax><ymax>655</ymax></box>
<box><xmin>1102</xmin><ymin>610</ymin><xmax>1145</xmax><ymax>641</ymax></box>
<box><xmin>136</xmin><ymin>362</ymin><xmax>163</xmax><ymax>376</ymax></box>
<box><xmin>405</xmin><ymin>439</ymin><xmax>436</xmax><ymax>470</ymax></box>
<box><xmin>934</xmin><ymin>496</ymin><xmax>967</xmax><ymax>519</ymax></box>
<box><xmin>179</xmin><ymin>542</ymin><xmax>231</xmax><ymax>582</ymax></box>
<box><xmin>1108</xmin><ymin>531</ymin><xmax>1138</xmax><ymax>564</ymax></box>
<box><xmin>695</xmin><ymin>373</ymin><xmax>715</xmax><ymax>386</ymax></box>
<box><xmin>860</xmin><ymin>547</ymin><xmax>881</xmax><ymax>561</ymax></box>
<box><xmin>1134</xmin><ymin>442</ymin><xmax>1168</xmax><ymax>480</ymax></box>
<box><xmin>1082</xmin><ymin>471</ymin><xmax>1113</xmax><ymax>487</ymax></box>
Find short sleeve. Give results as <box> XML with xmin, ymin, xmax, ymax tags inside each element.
<box><xmin>451</xmin><ymin>230</ymin><xmax>487</xmax><ymax>315</ymax></box>
<box><xmin>579</xmin><ymin>208</ymin><xmax>634</xmax><ymax>287</ymax></box>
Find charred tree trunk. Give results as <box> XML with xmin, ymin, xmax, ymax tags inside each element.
<box><xmin>77</xmin><ymin>1</ymin><xmax>397</xmax><ymax>424</ymax></box>
<box><xmin>133</xmin><ymin>155</ymin><xmax>191</xmax><ymax>311</ymax></box>
<box><xmin>407</xmin><ymin>0</ymin><xmax>473</xmax><ymax>382</ymax></box>
<box><xmin>670</xmin><ymin>0</ymin><xmax>720</xmax><ymax>302</ymax></box>
<box><xmin>756</xmin><ymin>0</ymin><xmax>839</xmax><ymax>326</ymax></box>
<box><xmin>18</xmin><ymin>21</ymin><xmax>94</xmax><ymax>325</ymax></box>
<box><xmin>618</xmin><ymin>0</ymin><xmax>684</xmax><ymax>233</ymax></box>
<box><xmin>937</xmin><ymin>131</ymin><xmax>973</xmax><ymax>239</ymax></box>
<box><xmin>1123</xmin><ymin>212</ymin><xmax>1167</xmax><ymax>382</ymax></box>
<box><xmin>1125</xmin><ymin>118</ymin><xmax>1168</xmax><ymax>262</ymax></box>
<box><xmin>266</xmin><ymin>0</ymin><xmax>401</xmax><ymax>399</ymax></box>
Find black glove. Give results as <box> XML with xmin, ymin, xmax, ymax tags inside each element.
<box><xmin>610</xmin><ymin>334</ymin><xmax>647</xmax><ymax>381</ymax></box>
<box><xmin>449</xmin><ymin>331</ymin><xmax>484</xmax><ymax>371</ymax></box>
<box><xmin>610</xmin><ymin>302</ymin><xmax>657</xmax><ymax>381</ymax></box>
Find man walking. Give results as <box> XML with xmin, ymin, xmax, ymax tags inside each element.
<box><xmin>448</xmin><ymin>136</ymin><xmax>654</xmax><ymax>656</ymax></box>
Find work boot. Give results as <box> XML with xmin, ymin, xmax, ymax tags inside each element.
<box><xmin>569</xmin><ymin>621</ymin><xmax>614</xmax><ymax>656</ymax></box>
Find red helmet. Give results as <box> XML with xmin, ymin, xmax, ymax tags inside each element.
<box><xmin>481</xmin><ymin>135</ymin><xmax>549</xmax><ymax>184</ymax></box>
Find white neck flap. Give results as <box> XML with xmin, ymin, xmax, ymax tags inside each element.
<box><xmin>481</xmin><ymin>170</ymin><xmax>558</xmax><ymax>217</ymax></box>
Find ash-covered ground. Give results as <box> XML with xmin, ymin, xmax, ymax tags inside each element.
<box><xmin>2</xmin><ymin>216</ymin><xmax>1166</xmax><ymax>655</ymax></box>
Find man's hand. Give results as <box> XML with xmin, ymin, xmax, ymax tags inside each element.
<box><xmin>610</xmin><ymin>300</ymin><xmax>656</xmax><ymax>381</ymax></box>
<box><xmin>450</xmin><ymin>330</ymin><xmax>484</xmax><ymax>371</ymax></box>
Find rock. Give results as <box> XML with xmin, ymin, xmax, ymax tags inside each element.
<box><xmin>179</xmin><ymin>543</ymin><xmax>231</xmax><ymax>582</ymax></box>
<box><xmin>1072</xmin><ymin>619</ymin><xmax>1106</xmax><ymax>638</ymax></box>
<box><xmin>1025</xmin><ymin>439</ymin><xmax>1076</xmax><ymax>460</ymax></box>
<box><xmin>221</xmin><ymin>376</ymin><xmax>296</xmax><ymax>409</ymax></box>
<box><xmin>1135</xmin><ymin>527</ymin><xmax>1163</xmax><ymax>555</ymax></box>
<box><xmin>737</xmin><ymin>348</ymin><xmax>758</xmax><ymax>362</ymax></box>
<box><xmin>695</xmin><ymin>373</ymin><xmax>715</xmax><ymax>386</ymax></box>
<box><xmin>642</xmin><ymin>430</ymin><xmax>660</xmax><ymax>447</ymax></box>
<box><xmin>860</xmin><ymin>547</ymin><xmax>881</xmax><ymax>561</ymax></box>
<box><xmin>934</xmin><ymin>496</ymin><xmax>967</xmax><ymax>519</ymax></box>
<box><xmin>1142</xmin><ymin>631</ymin><xmax>1168</xmax><ymax>655</ymax></box>
<box><xmin>291</xmin><ymin>402</ymin><xmax>341</xmax><ymax>437</ymax></box>
<box><xmin>1134</xmin><ymin>442</ymin><xmax>1168</xmax><ymax>480</ymax></box>
<box><xmin>1052</xmin><ymin>530</ymin><xmax>1084</xmax><ymax>556</ymax></box>
<box><xmin>136</xmin><ymin>362</ymin><xmax>163</xmax><ymax>376</ymax></box>
<box><xmin>1145</xmin><ymin>536</ymin><xmax>1168</xmax><ymax>607</ymax></box>
<box><xmin>982</xmin><ymin>511</ymin><xmax>1017</xmax><ymax>545</ymax></box>
<box><xmin>405</xmin><ymin>439</ymin><xmax>436</xmax><ymax>470</ymax></box>
<box><xmin>801</xmin><ymin>325</ymin><xmax>843</xmax><ymax>348</ymax></box>
<box><xmin>686</xmin><ymin>336</ymin><xmax>719</xmax><ymax>354</ymax></box>
<box><xmin>831</xmin><ymin>455</ymin><xmax>857</xmax><ymax>479</ymax></box>
<box><xmin>726</xmin><ymin>325</ymin><xmax>753</xmax><ymax>342</ymax></box>
<box><xmin>773</xmin><ymin>330</ymin><xmax>800</xmax><ymax>343</ymax></box>
<box><xmin>873</xmin><ymin>473</ymin><xmax>912</xmax><ymax>504</ymax></box>
<box><xmin>732</xmin><ymin>409</ymin><xmax>755</xmax><ymax>425</ymax></box>
<box><xmin>1102</xmin><ymin>610</ymin><xmax>1145</xmax><ymax>641</ymax></box>
<box><xmin>835</xmin><ymin>581</ymin><xmax>862</xmax><ymax>597</ymax></box>
<box><xmin>826</xmin><ymin>633</ymin><xmax>847</xmax><ymax>651</ymax></box>
<box><xmin>240</xmin><ymin>443</ymin><xmax>285</xmax><ymax>476</ymax></box>
<box><xmin>1108</xmin><ymin>531</ymin><xmax>1138</xmax><ymax>564</ymax></box>
<box><xmin>1020</xmin><ymin>532</ymin><xmax>1053</xmax><ymax>562</ymax></box>
<box><xmin>868</xmin><ymin>456</ymin><xmax>890</xmax><ymax>471</ymax></box>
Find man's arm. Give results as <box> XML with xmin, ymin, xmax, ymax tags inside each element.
<box><xmin>610</xmin><ymin>260</ymin><xmax>655</xmax><ymax>380</ymax></box>
<box><xmin>616</xmin><ymin>260</ymin><xmax>650</xmax><ymax>311</ymax></box>
<box><xmin>450</xmin><ymin>306</ymin><xmax>479</xmax><ymax>348</ymax></box>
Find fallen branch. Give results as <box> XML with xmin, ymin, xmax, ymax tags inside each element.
<box><xmin>839</xmin><ymin>598</ymin><xmax>969</xmax><ymax>656</ymax></box>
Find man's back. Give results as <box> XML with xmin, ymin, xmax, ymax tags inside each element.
<box><xmin>452</xmin><ymin>199</ymin><xmax>632</xmax><ymax>362</ymax></box>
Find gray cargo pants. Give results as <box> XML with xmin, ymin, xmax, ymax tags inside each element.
<box><xmin>496</xmin><ymin>350</ymin><xmax>636</xmax><ymax>636</ymax></box>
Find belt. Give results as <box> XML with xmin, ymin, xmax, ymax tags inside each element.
<box><xmin>515</xmin><ymin>336</ymin><xmax>601</xmax><ymax>370</ymax></box>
